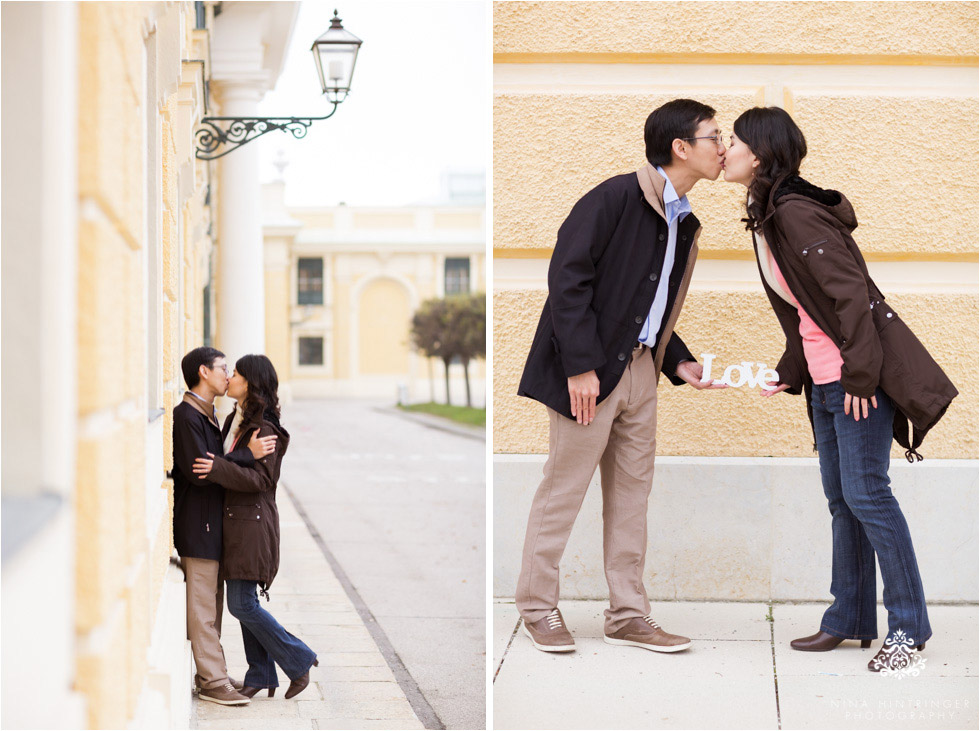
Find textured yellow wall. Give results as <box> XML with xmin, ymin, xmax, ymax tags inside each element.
<box><xmin>493</xmin><ymin>1</ymin><xmax>978</xmax><ymax>62</ymax></box>
<box><xmin>75</xmin><ymin>12</ymin><xmax>145</xmax><ymax>726</ymax></box>
<box><xmin>493</xmin><ymin>1</ymin><xmax>979</xmax><ymax>458</ymax></box>
<box><xmin>495</xmin><ymin>290</ymin><xmax>977</xmax><ymax>459</ymax></box>
<box><xmin>75</xmin><ymin>3</ymin><xmax>212</xmax><ymax>727</ymax></box>
<box><xmin>493</xmin><ymin>91</ymin><xmax>764</xmax><ymax>254</ymax></box>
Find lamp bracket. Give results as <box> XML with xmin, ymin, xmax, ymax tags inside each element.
<box><xmin>194</xmin><ymin>101</ymin><xmax>340</xmax><ymax>160</ymax></box>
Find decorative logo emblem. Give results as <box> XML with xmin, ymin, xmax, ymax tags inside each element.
<box><xmin>873</xmin><ymin>630</ymin><xmax>927</xmax><ymax>679</ymax></box>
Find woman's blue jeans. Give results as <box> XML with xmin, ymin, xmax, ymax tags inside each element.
<box><xmin>226</xmin><ymin>580</ymin><xmax>317</xmax><ymax>687</ymax></box>
<box><xmin>811</xmin><ymin>380</ymin><xmax>931</xmax><ymax>645</ymax></box>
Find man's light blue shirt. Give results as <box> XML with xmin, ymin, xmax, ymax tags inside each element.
<box><xmin>638</xmin><ymin>166</ymin><xmax>692</xmax><ymax>346</ymax></box>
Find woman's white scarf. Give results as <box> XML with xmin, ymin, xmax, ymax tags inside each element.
<box><xmin>750</xmin><ymin>196</ymin><xmax>796</xmax><ymax>306</ymax></box>
<box><xmin>223</xmin><ymin>403</ymin><xmax>244</xmax><ymax>454</ymax></box>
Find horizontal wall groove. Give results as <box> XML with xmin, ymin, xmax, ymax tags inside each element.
<box><xmin>494</xmin><ymin>52</ymin><xmax>979</xmax><ymax>67</ymax></box>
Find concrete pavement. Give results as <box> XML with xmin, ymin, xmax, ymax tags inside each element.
<box><xmin>494</xmin><ymin>600</ymin><xmax>978</xmax><ymax>730</ymax></box>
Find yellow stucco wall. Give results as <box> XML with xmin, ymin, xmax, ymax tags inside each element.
<box><xmin>359</xmin><ymin>278</ymin><xmax>413</xmax><ymax>374</ymax></box>
<box><xmin>493</xmin><ymin>1</ymin><xmax>979</xmax><ymax>459</ymax></box>
<box><xmin>74</xmin><ymin>3</ymin><xmax>212</xmax><ymax>727</ymax></box>
<box><xmin>493</xmin><ymin>1</ymin><xmax>978</xmax><ymax>63</ymax></box>
<box><xmin>265</xmin><ymin>250</ymin><xmax>293</xmax><ymax>384</ymax></box>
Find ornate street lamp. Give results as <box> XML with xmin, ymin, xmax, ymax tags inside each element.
<box><xmin>195</xmin><ymin>9</ymin><xmax>363</xmax><ymax>160</ymax></box>
<box><xmin>311</xmin><ymin>9</ymin><xmax>362</xmax><ymax>104</ymax></box>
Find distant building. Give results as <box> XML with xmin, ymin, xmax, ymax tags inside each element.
<box><xmin>262</xmin><ymin>167</ymin><xmax>486</xmax><ymax>405</ymax></box>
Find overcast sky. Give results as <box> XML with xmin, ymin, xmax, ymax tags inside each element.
<box><xmin>257</xmin><ymin>1</ymin><xmax>488</xmax><ymax>207</ymax></box>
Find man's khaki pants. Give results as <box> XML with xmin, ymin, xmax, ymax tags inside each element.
<box><xmin>183</xmin><ymin>557</ymin><xmax>229</xmax><ymax>690</ymax></box>
<box><xmin>516</xmin><ymin>345</ymin><xmax>659</xmax><ymax>635</ymax></box>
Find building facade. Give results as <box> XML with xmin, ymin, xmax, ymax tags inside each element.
<box><xmin>262</xmin><ymin>170</ymin><xmax>487</xmax><ymax>405</ymax></box>
<box><xmin>1</xmin><ymin>2</ymin><xmax>298</xmax><ymax>727</ymax></box>
<box><xmin>492</xmin><ymin>2</ymin><xmax>979</xmax><ymax>601</ymax></box>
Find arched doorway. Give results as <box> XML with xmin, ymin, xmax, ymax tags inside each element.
<box><xmin>356</xmin><ymin>277</ymin><xmax>412</xmax><ymax>376</ymax></box>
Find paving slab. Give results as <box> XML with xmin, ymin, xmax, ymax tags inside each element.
<box><xmin>493</xmin><ymin>600</ymin><xmax>978</xmax><ymax>730</ymax></box>
<box><xmin>493</xmin><ymin>600</ymin><xmax>777</xmax><ymax>730</ymax></box>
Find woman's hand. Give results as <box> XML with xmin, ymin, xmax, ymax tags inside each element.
<box><xmin>247</xmin><ymin>429</ymin><xmax>277</xmax><ymax>459</ymax></box>
<box><xmin>844</xmin><ymin>392</ymin><xmax>878</xmax><ymax>421</ymax></box>
<box><xmin>193</xmin><ymin>453</ymin><xmax>215</xmax><ymax>478</ymax></box>
<box><xmin>760</xmin><ymin>380</ymin><xmax>791</xmax><ymax>397</ymax></box>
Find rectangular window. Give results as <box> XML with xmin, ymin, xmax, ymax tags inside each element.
<box><xmin>298</xmin><ymin>337</ymin><xmax>324</xmax><ymax>366</ymax></box>
<box><xmin>445</xmin><ymin>257</ymin><xmax>470</xmax><ymax>295</ymax></box>
<box><xmin>298</xmin><ymin>257</ymin><xmax>324</xmax><ymax>305</ymax></box>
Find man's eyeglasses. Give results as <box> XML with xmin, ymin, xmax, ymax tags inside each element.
<box><xmin>209</xmin><ymin>363</ymin><xmax>230</xmax><ymax>375</ymax></box>
<box><xmin>681</xmin><ymin>133</ymin><xmax>727</xmax><ymax>149</ymax></box>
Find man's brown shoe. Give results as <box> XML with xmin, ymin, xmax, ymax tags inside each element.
<box><xmin>791</xmin><ymin>630</ymin><xmax>873</xmax><ymax>652</ymax></box>
<box><xmin>198</xmin><ymin>682</ymin><xmax>250</xmax><ymax>706</ymax></box>
<box><xmin>522</xmin><ymin>609</ymin><xmax>575</xmax><ymax>652</ymax></box>
<box><xmin>604</xmin><ymin>615</ymin><xmax>691</xmax><ymax>653</ymax></box>
<box><xmin>195</xmin><ymin>674</ymin><xmax>243</xmax><ymax>692</ymax></box>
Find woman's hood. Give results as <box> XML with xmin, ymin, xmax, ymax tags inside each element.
<box><xmin>772</xmin><ymin>175</ymin><xmax>858</xmax><ymax>231</ymax></box>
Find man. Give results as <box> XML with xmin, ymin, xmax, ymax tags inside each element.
<box><xmin>172</xmin><ymin>346</ymin><xmax>275</xmax><ymax>705</ymax></box>
<box><xmin>515</xmin><ymin>99</ymin><xmax>727</xmax><ymax>654</ymax></box>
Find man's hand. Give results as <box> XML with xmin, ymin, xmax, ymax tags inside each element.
<box><xmin>193</xmin><ymin>453</ymin><xmax>215</xmax><ymax>478</ymax></box>
<box><xmin>247</xmin><ymin>428</ymin><xmax>277</xmax><ymax>459</ymax></box>
<box><xmin>675</xmin><ymin>360</ymin><xmax>728</xmax><ymax>390</ymax></box>
<box><xmin>844</xmin><ymin>392</ymin><xmax>878</xmax><ymax>421</ymax></box>
<box><xmin>568</xmin><ymin>370</ymin><xmax>600</xmax><ymax>426</ymax></box>
<box><xmin>760</xmin><ymin>380</ymin><xmax>791</xmax><ymax>398</ymax></box>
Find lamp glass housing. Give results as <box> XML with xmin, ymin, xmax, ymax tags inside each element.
<box><xmin>311</xmin><ymin>12</ymin><xmax>362</xmax><ymax>103</ymax></box>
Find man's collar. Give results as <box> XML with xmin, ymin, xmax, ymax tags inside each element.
<box><xmin>186</xmin><ymin>390</ymin><xmax>212</xmax><ymax>407</ymax></box>
<box><xmin>636</xmin><ymin>163</ymin><xmax>667</xmax><ymax>222</ymax></box>
<box><xmin>182</xmin><ymin>391</ymin><xmax>219</xmax><ymax>427</ymax></box>
<box><xmin>654</xmin><ymin>166</ymin><xmax>681</xmax><ymax>205</ymax></box>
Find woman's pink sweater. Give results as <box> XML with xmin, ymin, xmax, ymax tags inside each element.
<box><xmin>769</xmin><ymin>250</ymin><xmax>843</xmax><ymax>385</ymax></box>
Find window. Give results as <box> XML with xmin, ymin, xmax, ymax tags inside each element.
<box><xmin>298</xmin><ymin>337</ymin><xmax>324</xmax><ymax>366</ymax></box>
<box><xmin>298</xmin><ymin>258</ymin><xmax>324</xmax><ymax>305</ymax></box>
<box><xmin>445</xmin><ymin>257</ymin><xmax>470</xmax><ymax>295</ymax></box>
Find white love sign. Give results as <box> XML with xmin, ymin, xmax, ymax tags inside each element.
<box><xmin>699</xmin><ymin>353</ymin><xmax>779</xmax><ymax>390</ymax></box>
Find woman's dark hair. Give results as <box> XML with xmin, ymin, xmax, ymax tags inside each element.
<box><xmin>235</xmin><ymin>354</ymin><xmax>280</xmax><ymax>424</ymax></box>
<box><xmin>733</xmin><ymin>107</ymin><xmax>807</xmax><ymax>231</ymax></box>
<box><xmin>644</xmin><ymin>99</ymin><xmax>716</xmax><ymax>168</ymax></box>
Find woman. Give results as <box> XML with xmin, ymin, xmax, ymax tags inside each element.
<box><xmin>722</xmin><ymin>107</ymin><xmax>956</xmax><ymax>671</ymax></box>
<box><xmin>192</xmin><ymin>354</ymin><xmax>319</xmax><ymax>697</ymax></box>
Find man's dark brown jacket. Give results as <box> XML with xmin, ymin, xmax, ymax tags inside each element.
<box><xmin>207</xmin><ymin>407</ymin><xmax>290</xmax><ymax>593</ymax></box>
<box><xmin>755</xmin><ymin>175</ymin><xmax>957</xmax><ymax>459</ymax></box>
<box><xmin>518</xmin><ymin>167</ymin><xmax>700</xmax><ymax>419</ymax></box>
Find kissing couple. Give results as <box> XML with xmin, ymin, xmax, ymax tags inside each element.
<box><xmin>514</xmin><ymin>99</ymin><xmax>956</xmax><ymax>672</ymax></box>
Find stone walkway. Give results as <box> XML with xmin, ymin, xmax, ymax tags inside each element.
<box><xmin>192</xmin><ymin>487</ymin><xmax>423</xmax><ymax>730</ymax></box>
<box><xmin>494</xmin><ymin>600</ymin><xmax>978</xmax><ymax>730</ymax></box>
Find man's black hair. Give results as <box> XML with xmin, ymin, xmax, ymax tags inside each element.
<box><xmin>181</xmin><ymin>346</ymin><xmax>225</xmax><ymax>389</ymax></box>
<box><xmin>644</xmin><ymin>99</ymin><xmax>717</xmax><ymax>168</ymax></box>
